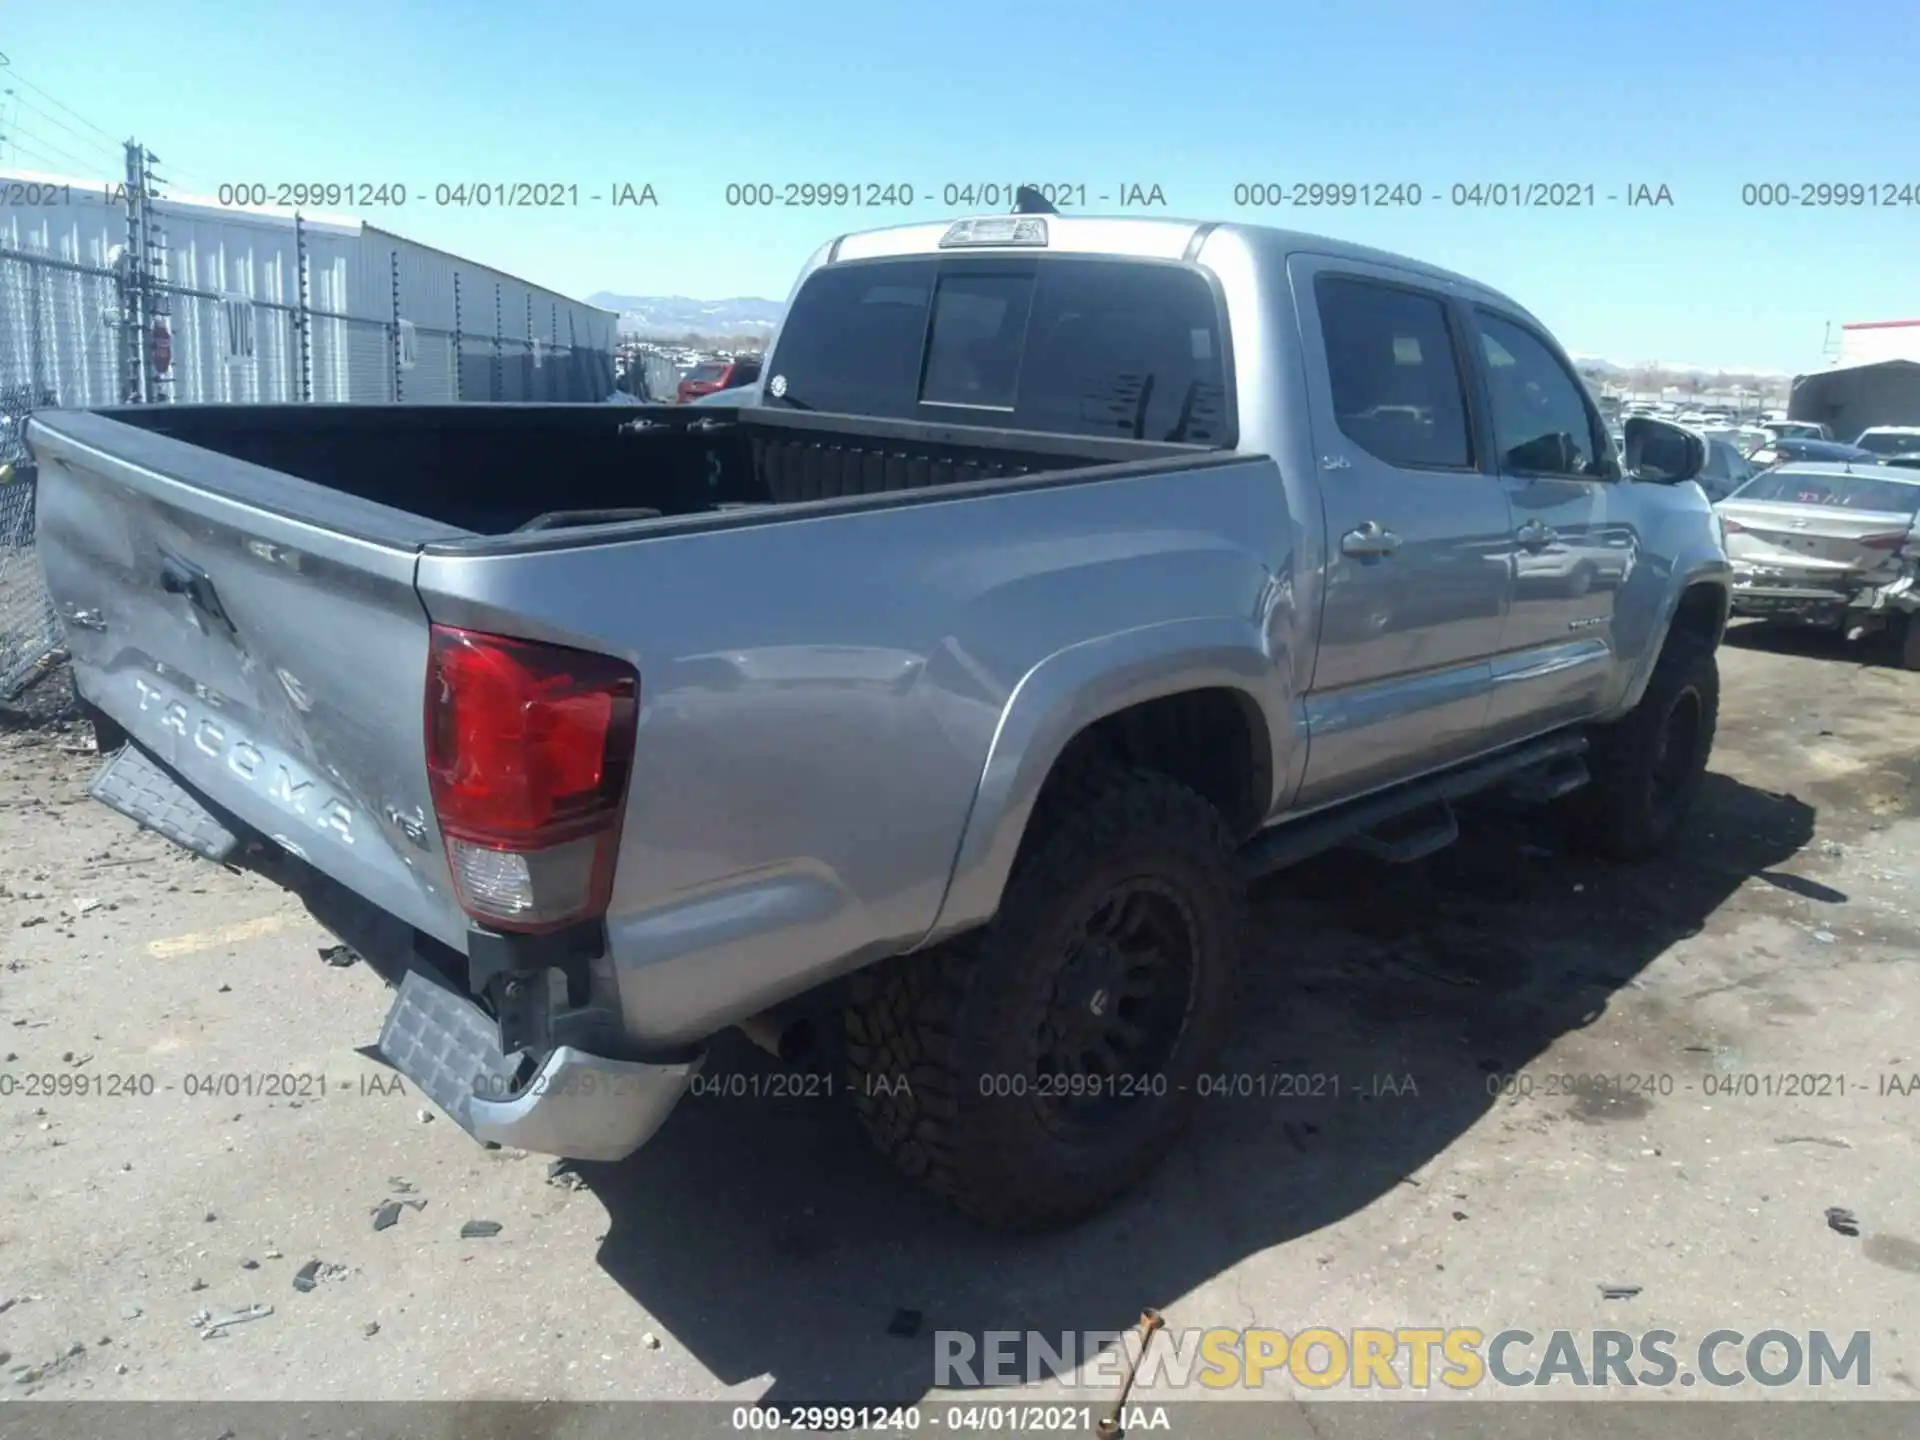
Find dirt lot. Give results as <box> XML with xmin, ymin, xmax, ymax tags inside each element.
<box><xmin>1</xmin><ymin>626</ymin><xmax>1918</xmax><ymax>1427</ymax></box>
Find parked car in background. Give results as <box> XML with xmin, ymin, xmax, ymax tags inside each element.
<box><xmin>1696</xmin><ymin>434</ymin><xmax>1758</xmax><ymax>501</ymax></box>
<box><xmin>676</xmin><ymin>355</ymin><xmax>763</xmax><ymax>404</ymax></box>
<box><xmin>687</xmin><ymin>381</ymin><xmax>761</xmax><ymax>407</ymax></box>
<box><xmin>1762</xmin><ymin>420</ymin><xmax>1833</xmax><ymax>444</ymax></box>
<box><xmin>1852</xmin><ymin>426</ymin><xmax>1920</xmax><ymax>460</ymax></box>
<box><xmin>1717</xmin><ymin>463</ymin><xmax>1920</xmax><ymax>665</ymax></box>
<box><xmin>1703</xmin><ymin>423</ymin><xmax>1766</xmax><ymax>450</ymax></box>
<box><xmin>1748</xmin><ymin>436</ymin><xmax>1881</xmax><ymax>469</ymax></box>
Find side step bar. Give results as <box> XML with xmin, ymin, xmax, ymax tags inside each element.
<box><xmin>1240</xmin><ymin>731</ymin><xmax>1589</xmax><ymax>881</ymax></box>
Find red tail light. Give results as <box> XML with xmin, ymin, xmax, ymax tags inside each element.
<box><xmin>1857</xmin><ymin>532</ymin><xmax>1909</xmax><ymax>550</ymax></box>
<box><xmin>1720</xmin><ymin>518</ymin><xmax>1748</xmax><ymax>534</ymax></box>
<box><xmin>424</xmin><ymin>625</ymin><xmax>639</xmax><ymax>933</ymax></box>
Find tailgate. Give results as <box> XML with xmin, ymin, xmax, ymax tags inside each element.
<box><xmin>28</xmin><ymin>411</ymin><xmax>474</xmax><ymax>952</ymax></box>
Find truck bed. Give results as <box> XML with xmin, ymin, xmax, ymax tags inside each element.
<box><xmin>86</xmin><ymin>403</ymin><xmax>1214</xmax><ymax>537</ymax></box>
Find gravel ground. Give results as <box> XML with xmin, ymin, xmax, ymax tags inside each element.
<box><xmin>1</xmin><ymin>626</ymin><xmax>1917</xmax><ymax>1429</ymax></box>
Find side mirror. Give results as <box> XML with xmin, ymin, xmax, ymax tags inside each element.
<box><xmin>1623</xmin><ymin>417</ymin><xmax>1705</xmax><ymax>484</ymax></box>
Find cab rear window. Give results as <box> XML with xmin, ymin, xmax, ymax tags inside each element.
<box><xmin>764</xmin><ymin>256</ymin><xmax>1233</xmax><ymax>445</ymax></box>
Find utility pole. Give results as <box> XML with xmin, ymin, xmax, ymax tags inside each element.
<box><xmin>121</xmin><ymin>139</ymin><xmax>172</xmax><ymax>404</ymax></box>
<box><xmin>121</xmin><ymin>140</ymin><xmax>147</xmax><ymax>403</ymax></box>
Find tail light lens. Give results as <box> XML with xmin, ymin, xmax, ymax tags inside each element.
<box><xmin>1857</xmin><ymin>532</ymin><xmax>1909</xmax><ymax>550</ymax></box>
<box><xmin>424</xmin><ymin>625</ymin><xmax>639</xmax><ymax>933</ymax></box>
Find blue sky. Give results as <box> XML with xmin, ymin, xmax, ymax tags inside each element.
<box><xmin>2</xmin><ymin>0</ymin><xmax>1913</xmax><ymax>373</ymax></box>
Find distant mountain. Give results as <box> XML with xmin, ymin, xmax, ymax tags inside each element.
<box><xmin>1571</xmin><ymin>353</ymin><xmax>1793</xmax><ymax>381</ymax></box>
<box><xmin>588</xmin><ymin>294</ymin><xmax>784</xmax><ymax>338</ymax></box>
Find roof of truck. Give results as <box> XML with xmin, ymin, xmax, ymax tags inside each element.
<box><xmin>827</xmin><ymin>213</ymin><xmax>1503</xmax><ymax>300</ymax></box>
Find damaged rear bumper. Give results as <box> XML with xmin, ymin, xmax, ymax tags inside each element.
<box><xmin>378</xmin><ymin>968</ymin><xmax>702</xmax><ymax>1162</ymax></box>
<box><xmin>88</xmin><ymin>738</ymin><xmax>702</xmax><ymax>1165</ymax></box>
<box><xmin>1729</xmin><ymin>568</ymin><xmax>1917</xmax><ymax>626</ymax></box>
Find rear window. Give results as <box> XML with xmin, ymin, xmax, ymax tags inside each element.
<box><xmin>764</xmin><ymin>256</ymin><xmax>1232</xmax><ymax>444</ymax></box>
<box><xmin>1732</xmin><ymin>468</ymin><xmax>1920</xmax><ymax>512</ymax></box>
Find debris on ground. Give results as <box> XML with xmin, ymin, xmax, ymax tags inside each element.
<box><xmin>417</xmin><ymin>1109</ymin><xmax>434</xmax><ymax>1124</ymax></box>
<box><xmin>460</xmin><ymin>1220</ymin><xmax>503</xmax><ymax>1239</ymax></box>
<box><xmin>1827</xmin><ymin>1207</ymin><xmax>1862</xmax><ymax>1237</ymax></box>
<box><xmin>372</xmin><ymin>1201</ymin><xmax>403</xmax><ymax>1232</ymax></box>
<box><xmin>641</xmin><ymin>1332</ymin><xmax>661</xmax><ymax>1351</ymax></box>
<box><xmin>388</xmin><ymin>1177</ymin><xmax>416</xmax><ymax>1194</ymax></box>
<box><xmin>291</xmin><ymin>1260</ymin><xmax>353</xmax><ymax>1293</ymax></box>
<box><xmin>317</xmin><ymin>944</ymin><xmax>359</xmax><ymax>968</ymax></box>
<box><xmin>546</xmin><ymin>1160</ymin><xmax>588</xmax><ymax>1193</ymax></box>
<box><xmin>119</xmin><ymin>1303</ymin><xmax>143</xmax><ymax>1320</ymax></box>
<box><xmin>1598</xmin><ymin>1285</ymin><xmax>1642</xmax><ymax>1300</ymax></box>
<box><xmin>196</xmin><ymin>1304</ymin><xmax>273</xmax><ymax>1338</ymax></box>
<box><xmin>363</xmin><ymin>1321</ymin><xmax>380</xmax><ymax>1338</ymax></box>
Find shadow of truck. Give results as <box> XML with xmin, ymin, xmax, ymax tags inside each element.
<box><xmin>573</xmin><ymin>772</ymin><xmax>1814</xmax><ymax>1407</ymax></box>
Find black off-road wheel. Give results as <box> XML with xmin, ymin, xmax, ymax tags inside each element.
<box><xmin>845</xmin><ymin>766</ymin><xmax>1246</xmax><ymax>1231</ymax></box>
<box><xmin>1558</xmin><ymin>629</ymin><xmax>1719</xmax><ymax>861</ymax></box>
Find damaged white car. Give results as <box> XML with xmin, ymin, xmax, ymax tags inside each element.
<box><xmin>1716</xmin><ymin>461</ymin><xmax>1920</xmax><ymax>668</ymax></box>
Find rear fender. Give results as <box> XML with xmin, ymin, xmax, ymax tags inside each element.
<box><xmin>921</xmin><ymin>616</ymin><xmax>1284</xmax><ymax>942</ymax></box>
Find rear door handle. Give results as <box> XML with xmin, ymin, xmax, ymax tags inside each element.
<box><xmin>1516</xmin><ymin>519</ymin><xmax>1559</xmax><ymax>549</ymax></box>
<box><xmin>1340</xmin><ymin>521</ymin><xmax>1402</xmax><ymax>558</ymax></box>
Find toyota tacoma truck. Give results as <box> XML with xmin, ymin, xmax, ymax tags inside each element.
<box><xmin>27</xmin><ymin>210</ymin><xmax>1730</xmax><ymax>1230</ymax></box>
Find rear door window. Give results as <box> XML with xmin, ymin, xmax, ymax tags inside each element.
<box><xmin>1313</xmin><ymin>276</ymin><xmax>1473</xmax><ymax>469</ymax></box>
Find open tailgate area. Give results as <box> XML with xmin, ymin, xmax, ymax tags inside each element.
<box><xmin>27</xmin><ymin>410</ymin><xmax>474</xmax><ymax>953</ymax></box>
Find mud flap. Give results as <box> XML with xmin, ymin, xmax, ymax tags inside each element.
<box><xmin>377</xmin><ymin>967</ymin><xmax>522</xmax><ymax>1136</ymax></box>
<box><xmin>89</xmin><ymin>743</ymin><xmax>240</xmax><ymax>863</ymax></box>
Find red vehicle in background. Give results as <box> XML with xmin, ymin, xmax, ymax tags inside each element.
<box><xmin>676</xmin><ymin>355</ymin><xmax>763</xmax><ymax>404</ymax></box>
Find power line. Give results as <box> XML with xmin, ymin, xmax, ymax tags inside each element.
<box><xmin>0</xmin><ymin>117</ymin><xmax>112</xmax><ymax>179</ymax></box>
<box><xmin>1</xmin><ymin>87</ymin><xmax>122</xmax><ymax>171</ymax></box>
<box><xmin>0</xmin><ymin>56</ymin><xmax>121</xmax><ymax>145</ymax></box>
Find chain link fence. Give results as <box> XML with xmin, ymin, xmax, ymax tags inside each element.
<box><xmin>0</xmin><ymin>220</ymin><xmax>617</xmax><ymax>699</ymax></box>
<box><xmin>1</xmin><ymin>247</ymin><xmax>125</xmax><ymax>698</ymax></box>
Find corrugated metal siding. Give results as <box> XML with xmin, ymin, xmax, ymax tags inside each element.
<box><xmin>0</xmin><ymin>171</ymin><xmax>617</xmax><ymax>408</ymax></box>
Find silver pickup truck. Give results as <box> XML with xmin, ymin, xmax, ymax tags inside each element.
<box><xmin>28</xmin><ymin>211</ymin><xmax>1729</xmax><ymax>1230</ymax></box>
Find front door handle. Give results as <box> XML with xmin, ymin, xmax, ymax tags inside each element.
<box><xmin>1516</xmin><ymin>519</ymin><xmax>1559</xmax><ymax>550</ymax></box>
<box><xmin>1340</xmin><ymin>521</ymin><xmax>1402</xmax><ymax>558</ymax></box>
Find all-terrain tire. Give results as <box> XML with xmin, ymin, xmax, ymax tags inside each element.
<box><xmin>1558</xmin><ymin>628</ymin><xmax>1719</xmax><ymax>861</ymax></box>
<box><xmin>845</xmin><ymin>766</ymin><xmax>1246</xmax><ymax>1230</ymax></box>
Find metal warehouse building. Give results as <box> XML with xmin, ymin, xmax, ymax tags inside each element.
<box><xmin>0</xmin><ymin>168</ymin><xmax>618</xmax><ymax>412</ymax></box>
<box><xmin>1789</xmin><ymin>319</ymin><xmax>1920</xmax><ymax>445</ymax></box>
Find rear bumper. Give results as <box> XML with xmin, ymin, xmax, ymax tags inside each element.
<box><xmin>89</xmin><ymin>740</ymin><xmax>703</xmax><ymax>1165</ymax></box>
<box><xmin>1730</xmin><ymin>573</ymin><xmax>1915</xmax><ymax>621</ymax></box>
<box><xmin>379</xmin><ymin>968</ymin><xmax>701</xmax><ymax>1162</ymax></box>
